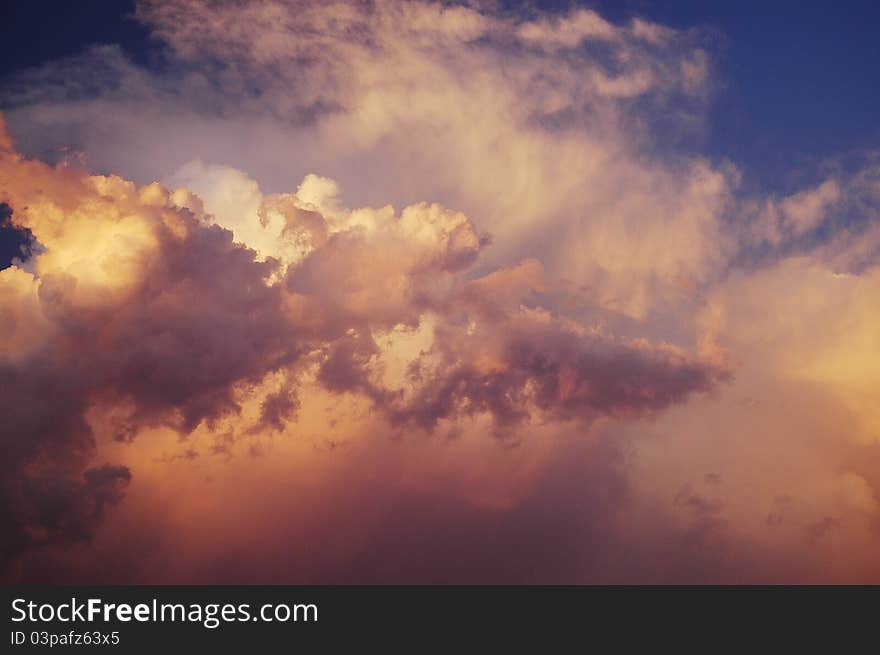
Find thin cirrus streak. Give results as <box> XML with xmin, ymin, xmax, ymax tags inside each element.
<box><xmin>0</xmin><ymin>0</ymin><xmax>879</xmax><ymax>583</ymax></box>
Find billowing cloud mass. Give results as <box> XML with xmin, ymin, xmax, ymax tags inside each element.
<box><xmin>1</xmin><ymin>0</ymin><xmax>879</xmax><ymax>583</ymax></box>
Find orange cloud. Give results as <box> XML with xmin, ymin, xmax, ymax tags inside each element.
<box><xmin>2</xmin><ymin>1</ymin><xmax>879</xmax><ymax>584</ymax></box>
<box><xmin>0</xmin><ymin>113</ymin><xmax>723</xmax><ymax>579</ymax></box>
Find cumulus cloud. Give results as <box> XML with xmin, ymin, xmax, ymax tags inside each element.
<box><xmin>0</xmin><ymin>109</ymin><xmax>722</xmax><ymax>577</ymax></box>
<box><xmin>2</xmin><ymin>0</ymin><xmax>732</xmax><ymax>323</ymax></box>
<box><xmin>0</xmin><ymin>119</ymin><xmax>297</xmax><ymax>566</ymax></box>
<box><xmin>2</xmin><ymin>0</ymin><xmax>880</xmax><ymax>583</ymax></box>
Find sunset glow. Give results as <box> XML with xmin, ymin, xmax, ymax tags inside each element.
<box><xmin>2</xmin><ymin>0</ymin><xmax>879</xmax><ymax>584</ymax></box>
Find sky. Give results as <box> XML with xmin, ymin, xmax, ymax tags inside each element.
<box><xmin>0</xmin><ymin>0</ymin><xmax>879</xmax><ymax>583</ymax></box>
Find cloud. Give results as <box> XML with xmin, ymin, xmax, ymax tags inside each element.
<box><xmin>2</xmin><ymin>0</ymin><xmax>729</xmax><ymax>322</ymax></box>
<box><xmin>0</xmin><ymin>119</ymin><xmax>299</xmax><ymax>567</ymax></box>
<box><xmin>737</xmin><ymin>164</ymin><xmax>880</xmax><ymax>273</ymax></box>
<box><xmin>2</xmin><ymin>0</ymin><xmax>879</xmax><ymax>583</ymax></box>
<box><xmin>0</xmin><ymin>109</ymin><xmax>723</xmax><ymax>578</ymax></box>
